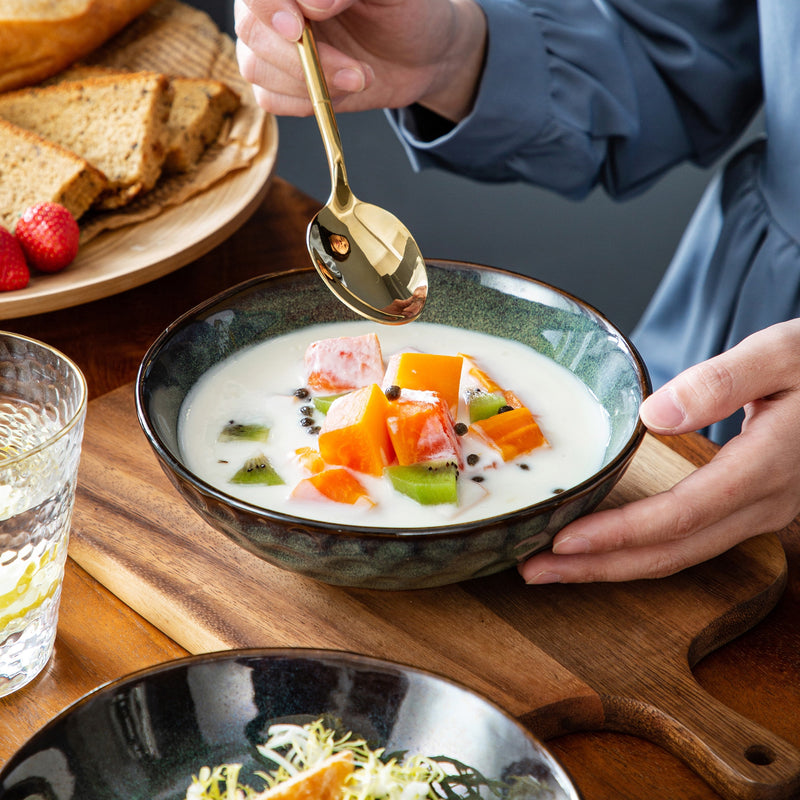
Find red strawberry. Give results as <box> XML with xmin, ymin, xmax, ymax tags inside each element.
<box><xmin>15</xmin><ymin>202</ymin><xmax>80</xmax><ymax>274</ymax></box>
<box><xmin>0</xmin><ymin>227</ymin><xmax>29</xmax><ymax>291</ymax></box>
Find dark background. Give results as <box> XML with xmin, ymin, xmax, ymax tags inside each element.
<box><xmin>193</xmin><ymin>0</ymin><xmax>760</xmax><ymax>336</ymax></box>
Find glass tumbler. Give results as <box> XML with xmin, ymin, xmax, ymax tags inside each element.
<box><xmin>0</xmin><ymin>332</ymin><xmax>87</xmax><ymax>697</ymax></box>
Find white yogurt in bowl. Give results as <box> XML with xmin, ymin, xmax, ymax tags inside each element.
<box><xmin>178</xmin><ymin>320</ymin><xmax>610</xmax><ymax>528</ymax></box>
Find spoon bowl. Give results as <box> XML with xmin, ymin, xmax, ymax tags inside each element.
<box><xmin>297</xmin><ymin>25</ymin><xmax>427</xmax><ymax>323</ymax></box>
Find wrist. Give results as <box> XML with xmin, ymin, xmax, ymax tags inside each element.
<box><xmin>418</xmin><ymin>0</ymin><xmax>487</xmax><ymax>122</ymax></box>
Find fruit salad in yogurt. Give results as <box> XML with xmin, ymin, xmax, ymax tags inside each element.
<box><xmin>178</xmin><ymin>321</ymin><xmax>610</xmax><ymax>528</ymax></box>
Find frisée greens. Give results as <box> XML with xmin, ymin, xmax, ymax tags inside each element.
<box><xmin>185</xmin><ymin>718</ymin><xmax>552</xmax><ymax>800</ymax></box>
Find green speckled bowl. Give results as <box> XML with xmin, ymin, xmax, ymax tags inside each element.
<box><xmin>136</xmin><ymin>260</ymin><xmax>649</xmax><ymax>590</ymax></box>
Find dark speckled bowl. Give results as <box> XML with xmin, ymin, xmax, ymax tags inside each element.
<box><xmin>136</xmin><ymin>260</ymin><xmax>649</xmax><ymax>590</ymax></box>
<box><xmin>0</xmin><ymin>649</ymin><xmax>581</xmax><ymax>800</ymax></box>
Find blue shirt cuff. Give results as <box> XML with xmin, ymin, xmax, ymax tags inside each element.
<box><xmin>386</xmin><ymin>0</ymin><xmax>550</xmax><ymax>180</ymax></box>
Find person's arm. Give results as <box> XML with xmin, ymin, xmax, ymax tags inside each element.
<box><xmin>389</xmin><ymin>0</ymin><xmax>763</xmax><ymax>199</ymax></box>
<box><xmin>236</xmin><ymin>0</ymin><xmax>762</xmax><ymax>199</ymax></box>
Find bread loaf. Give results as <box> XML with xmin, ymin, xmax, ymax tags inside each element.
<box><xmin>46</xmin><ymin>65</ymin><xmax>243</xmax><ymax>174</ymax></box>
<box><xmin>0</xmin><ymin>71</ymin><xmax>173</xmax><ymax>208</ymax></box>
<box><xmin>0</xmin><ymin>119</ymin><xmax>107</xmax><ymax>230</ymax></box>
<box><xmin>0</xmin><ymin>0</ymin><xmax>159</xmax><ymax>92</ymax></box>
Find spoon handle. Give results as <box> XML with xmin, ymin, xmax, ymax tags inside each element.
<box><xmin>297</xmin><ymin>24</ymin><xmax>349</xmax><ymax>195</ymax></box>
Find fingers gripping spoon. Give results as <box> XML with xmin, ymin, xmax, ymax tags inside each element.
<box><xmin>296</xmin><ymin>24</ymin><xmax>428</xmax><ymax>323</ymax></box>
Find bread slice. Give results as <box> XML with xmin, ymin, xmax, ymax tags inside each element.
<box><xmin>45</xmin><ymin>65</ymin><xmax>241</xmax><ymax>174</ymax></box>
<box><xmin>0</xmin><ymin>118</ymin><xmax>107</xmax><ymax>230</ymax></box>
<box><xmin>164</xmin><ymin>77</ymin><xmax>240</xmax><ymax>172</ymax></box>
<box><xmin>0</xmin><ymin>70</ymin><xmax>173</xmax><ymax>208</ymax></box>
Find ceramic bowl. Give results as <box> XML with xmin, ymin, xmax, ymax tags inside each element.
<box><xmin>0</xmin><ymin>649</ymin><xmax>581</xmax><ymax>800</ymax></box>
<box><xmin>136</xmin><ymin>260</ymin><xmax>649</xmax><ymax>590</ymax></box>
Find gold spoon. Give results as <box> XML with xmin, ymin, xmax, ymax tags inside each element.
<box><xmin>296</xmin><ymin>24</ymin><xmax>428</xmax><ymax>323</ymax></box>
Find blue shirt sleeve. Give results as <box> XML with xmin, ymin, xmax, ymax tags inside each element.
<box><xmin>387</xmin><ymin>0</ymin><xmax>762</xmax><ymax>199</ymax></box>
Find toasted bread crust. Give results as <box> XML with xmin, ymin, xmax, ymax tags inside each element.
<box><xmin>0</xmin><ymin>0</ymin><xmax>159</xmax><ymax>92</ymax></box>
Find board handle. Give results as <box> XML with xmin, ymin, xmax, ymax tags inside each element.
<box><xmin>604</xmin><ymin>675</ymin><xmax>800</xmax><ymax>800</ymax></box>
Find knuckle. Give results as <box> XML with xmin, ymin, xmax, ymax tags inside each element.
<box><xmin>235</xmin><ymin>39</ymin><xmax>257</xmax><ymax>76</ymax></box>
<box><xmin>233</xmin><ymin>7</ymin><xmax>256</xmax><ymax>41</ymax></box>
<box><xmin>771</xmin><ymin>318</ymin><xmax>800</xmax><ymax>350</ymax></box>
<box><xmin>646</xmin><ymin>549</ymin><xmax>690</xmax><ymax>579</ymax></box>
<box><xmin>240</xmin><ymin>59</ymin><xmax>261</xmax><ymax>89</ymax></box>
<box><xmin>758</xmin><ymin>490</ymin><xmax>800</xmax><ymax>532</ymax></box>
<box><xmin>617</xmin><ymin>487</ymin><xmax>699</xmax><ymax>545</ymax></box>
<box><xmin>667</xmin><ymin>502</ymin><xmax>700</xmax><ymax>541</ymax></box>
<box><xmin>686</xmin><ymin>359</ymin><xmax>737</xmax><ymax>407</ymax></box>
<box><xmin>251</xmin><ymin>85</ymin><xmax>278</xmax><ymax>113</ymax></box>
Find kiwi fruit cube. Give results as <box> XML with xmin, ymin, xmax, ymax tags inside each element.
<box><xmin>312</xmin><ymin>394</ymin><xmax>345</xmax><ymax>414</ymax></box>
<box><xmin>467</xmin><ymin>389</ymin><xmax>507</xmax><ymax>422</ymax></box>
<box><xmin>467</xmin><ymin>390</ymin><xmax>507</xmax><ymax>423</ymax></box>
<box><xmin>386</xmin><ymin>463</ymin><xmax>458</xmax><ymax>505</ymax></box>
<box><xmin>218</xmin><ymin>422</ymin><xmax>270</xmax><ymax>443</ymax></box>
<box><xmin>230</xmin><ymin>454</ymin><xmax>284</xmax><ymax>485</ymax></box>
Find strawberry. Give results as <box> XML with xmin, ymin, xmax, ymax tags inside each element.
<box><xmin>0</xmin><ymin>227</ymin><xmax>29</xmax><ymax>291</ymax></box>
<box><xmin>15</xmin><ymin>202</ymin><xmax>80</xmax><ymax>274</ymax></box>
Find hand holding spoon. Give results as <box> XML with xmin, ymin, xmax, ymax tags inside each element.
<box><xmin>296</xmin><ymin>24</ymin><xmax>428</xmax><ymax>323</ymax></box>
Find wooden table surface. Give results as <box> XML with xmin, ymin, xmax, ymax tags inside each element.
<box><xmin>1</xmin><ymin>176</ymin><xmax>799</xmax><ymax>800</ymax></box>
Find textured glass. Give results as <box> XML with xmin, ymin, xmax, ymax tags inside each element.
<box><xmin>0</xmin><ymin>333</ymin><xmax>86</xmax><ymax>697</ymax></box>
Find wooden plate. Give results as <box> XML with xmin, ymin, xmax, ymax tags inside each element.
<box><xmin>0</xmin><ymin>114</ymin><xmax>278</xmax><ymax>321</ymax></box>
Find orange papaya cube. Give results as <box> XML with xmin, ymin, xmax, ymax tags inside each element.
<box><xmin>392</xmin><ymin>352</ymin><xmax>463</xmax><ymax>411</ymax></box>
<box><xmin>470</xmin><ymin>407</ymin><xmax>547</xmax><ymax>461</ymax></box>
<box><xmin>501</xmin><ymin>389</ymin><xmax>525</xmax><ymax>409</ymax></box>
<box><xmin>304</xmin><ymin>333</ymin><xmax>384</xmax><ymax>394</ymax></box>
<box><xmin>294</xmin><ymin>446</ymin><xmax>325</xmax><ymax>475</ymax></box>
<box><xmin>460</xmin><ymin>353</ymin><xmax>523</xmax><ymax>408</ymax></box>
<box><xmin>381</xmin><ymin>349</ymin><xmax>418</xmax><ymax>390</ymax></box>
<box><xmin>462</xmin><ymin>360</ymin><xmax>502</xmax><ymax>393</ymax></box>
<box><xmin>318</xmin><ymin>383</ymin><xmax>394</xmax><ymax>476</ymax></box>
<box><xmin>291</xmin><ymin>468</ymin><xmax>376</xmax><ymax>508</ymax></box>
<box><xmin>385</xmin><ymin>389</ymin><xmax>463</xmax><ymax>468</ymax></box>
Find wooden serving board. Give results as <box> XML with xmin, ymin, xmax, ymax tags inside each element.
<box><xmin>70</xmin><ymin>384</ymin><xmax>800</xmax><ymax>800</ymax></box>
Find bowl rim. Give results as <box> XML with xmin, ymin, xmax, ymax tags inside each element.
<box><xmin>0</xmin><ymin>647</ymin><xmax>582</xmax><ymax>800</ymax></box>
<box><xmin>136</xmin><ymin>259</ymin><xmax>651</xmax><ymax>538</ymax></box>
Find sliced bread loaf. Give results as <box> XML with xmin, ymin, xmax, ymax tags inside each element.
<box><xmin>47</xmin><ymin>65</ymin><xmax>242</xmax><ymax>174</ymax></box>
<box><xmin>164</xmin><ymin>77</ymin><xmax>240</xmax><ymax>172</ymax></box>
<box><xmin>0</xmin><ymin>70</ymin><xmax>173</xmax><ymax>208</ymax></box>
<box><xmin>0</xmin><ymin>118</ymin><xmax>107</xmax><ymax>230</ymax></box>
